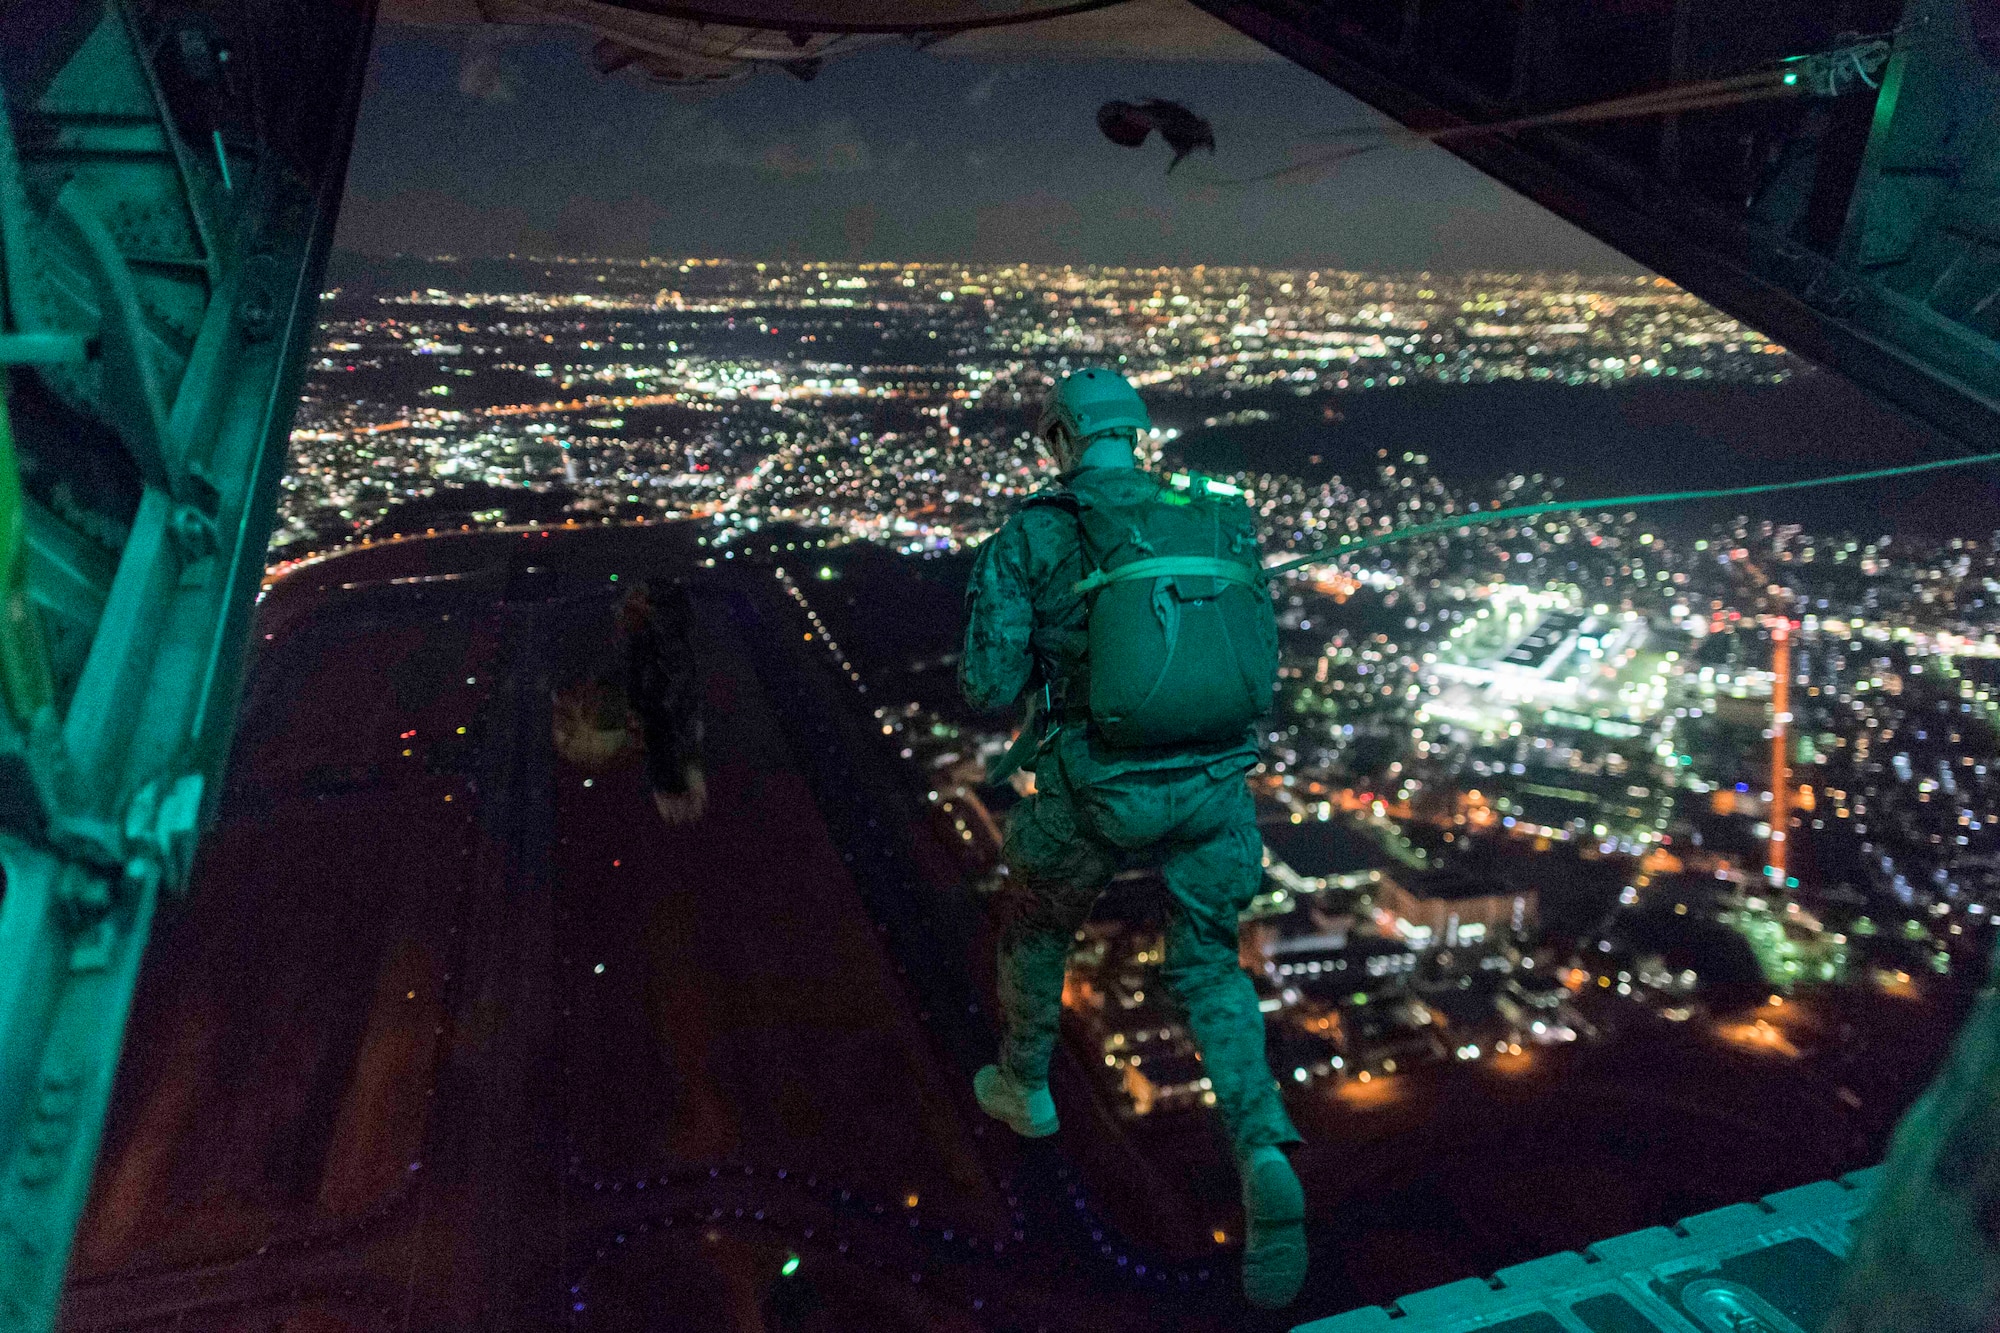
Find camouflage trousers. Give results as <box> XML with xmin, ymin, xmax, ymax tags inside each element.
<box><xmin>995</xmin><ymin>752</ymin><xmax>1301</xmax><ymax>1160</ymax></box>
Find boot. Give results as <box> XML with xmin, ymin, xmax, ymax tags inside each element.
<box><xmin>1240</xmin><ymin>1145</ymin><xmax>1307</xmax><ymax>1309</ymax></box>
<box><xmin>973</xmin><ymin>1064</ymin><xmax>1058</xmax><ymax>1138</ymax></box>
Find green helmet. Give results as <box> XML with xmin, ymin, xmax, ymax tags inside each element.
<box><xmin>1037</xmin><ymin>367</ymin><xmax>1150</xmax><ymax>470</ymax></box>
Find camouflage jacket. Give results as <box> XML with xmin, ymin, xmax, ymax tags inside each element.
<box><xmin>959</xmin><ymin>467</ymin><xmax>1261</xmax><ymax>780</ymax></box>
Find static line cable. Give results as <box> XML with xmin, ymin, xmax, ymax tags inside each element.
<box><xmin>1259</xmin><ymin>447</ymin><xmax>2000</xmax><ymax>581</ymax></box>
<box><xmin>1392</xmin><ymin>65</ymin><xmax>1825</xmax><ymax>142</ymax></box>
<box><xmin>1200</xmin><ymin>78</ymin><xmax>1791</xmax><ymax>186</ymax></box>
<box><xmin>1196</xmin><ymin>38</ymin><xmax>1890</xmax><ymax>188</ymax></box>
<box><xmin>1211</xmin><ymin>76</ymin><xmax>1793</xmax><ymax>186</ymax></box>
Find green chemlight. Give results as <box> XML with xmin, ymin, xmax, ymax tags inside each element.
<box><xmin>1167</xmin><ymin>471</ymin><xmax>1243</xmax><ymax>498</ymax></box>
<box><xmin>781</xmin><ymin>1254</ymin><xmax>802</xmax><ymax>1277</ymax></box>
<box><xmin>1783</xmin><ymin>71</ymin><xmax>1799</xmax><ymax>85</ymax></box>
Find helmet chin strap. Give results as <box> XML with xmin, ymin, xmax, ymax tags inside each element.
<box><xmin>1039</xmin><ymin>426</ymin><xmax>1076</xmax><ymax>472</ymax></box>
<box><xmin>1077</xmin><ymin>434</ymin><xmax>1138</xmax><ymax>470</ymax></box>
<box><xmin>1042</xmin><ymin>430</ymin><xmax>1137</xmax><ymax>472</ymax></box>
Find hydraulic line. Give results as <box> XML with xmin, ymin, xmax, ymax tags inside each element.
<box><xmin>1260</xmin><ymin>447</ymin><xmax>2000</xmax><ymax>580</ymax></box>
<box><xmin>0</xmin><ymin>372</ymin><xmax>53</xmax><ymax>720</ymax></box>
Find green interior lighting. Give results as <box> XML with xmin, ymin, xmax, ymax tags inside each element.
<box><xmin>1168</xmin><ymin>471</ymin><xmax>1243</xmax><ymax>498</ymax></box>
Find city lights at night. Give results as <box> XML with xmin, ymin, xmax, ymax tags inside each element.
<box><xmin>10</xmin><ymin>2</ymin><xmax>1995</xmax><ymax>1332</ymax></box>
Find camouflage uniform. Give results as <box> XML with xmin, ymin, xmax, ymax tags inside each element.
<box><xmin>961</xmin><ymin>466</ymin><xmax>1301</xmax><ymax>1160</ymax></box>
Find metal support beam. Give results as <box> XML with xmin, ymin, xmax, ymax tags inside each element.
<box><xmin>0</xmin><ymin>3</ymin><xmax>376</xmax><ymax>1329</ymax></box>
<box><xmin>0</xmin><ymin>845</ymin><xmax>155</xmax><ymax>1331</ymax></box>
<box><xmin>1191</xmin><ymin>0</ymin><xmax>2000</xmax><ymax>451</ymax></box>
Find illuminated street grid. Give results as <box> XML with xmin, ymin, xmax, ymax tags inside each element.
<box><xmin>284</xmin><ymin>258</ymin><xmax>1790</xmax><ymax>555</ymax></box>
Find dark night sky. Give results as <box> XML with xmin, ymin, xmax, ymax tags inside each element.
<box><xmin>335</xmin><ymin>15</ymin><xmax>1648</xmax><ymax>271</ymax></box>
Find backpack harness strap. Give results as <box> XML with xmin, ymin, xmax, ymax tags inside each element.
<box><xmin>1070</xmin><ymin>555</ymin><xmax>1259</xmax><ymax>596</ymax></box>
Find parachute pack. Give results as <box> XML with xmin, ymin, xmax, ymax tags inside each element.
<box><xmin>1064</xmin><ymin>471</ymin><xmax>1278</xmax><ymax>751</ymax></box>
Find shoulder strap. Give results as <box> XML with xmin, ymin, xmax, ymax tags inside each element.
<box><xmin>1017</xmin><ymin>484</ymin><xmax>1097</xmax><ymax>585</ymax></box>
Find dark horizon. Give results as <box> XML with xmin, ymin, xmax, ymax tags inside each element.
<box><xmin>336</xmin><ymin>22</ymin><xmax>1649</xmax><ymax>274</ymax></box>
<box><xmin>330</xmin><ymin>249</ymin><xmax>1656</xmax><ymax>277</ymax></box>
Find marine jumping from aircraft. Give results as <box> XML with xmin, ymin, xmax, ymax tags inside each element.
<box><xmin>550</xmin><ymin>579</ymin><xmax>706</xmax><ymax>824</ymax></box>
<box><xmin>958</xmin><ymin>366</ymin><xmax>1308</xmax><ymax>1309</ymax></box>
